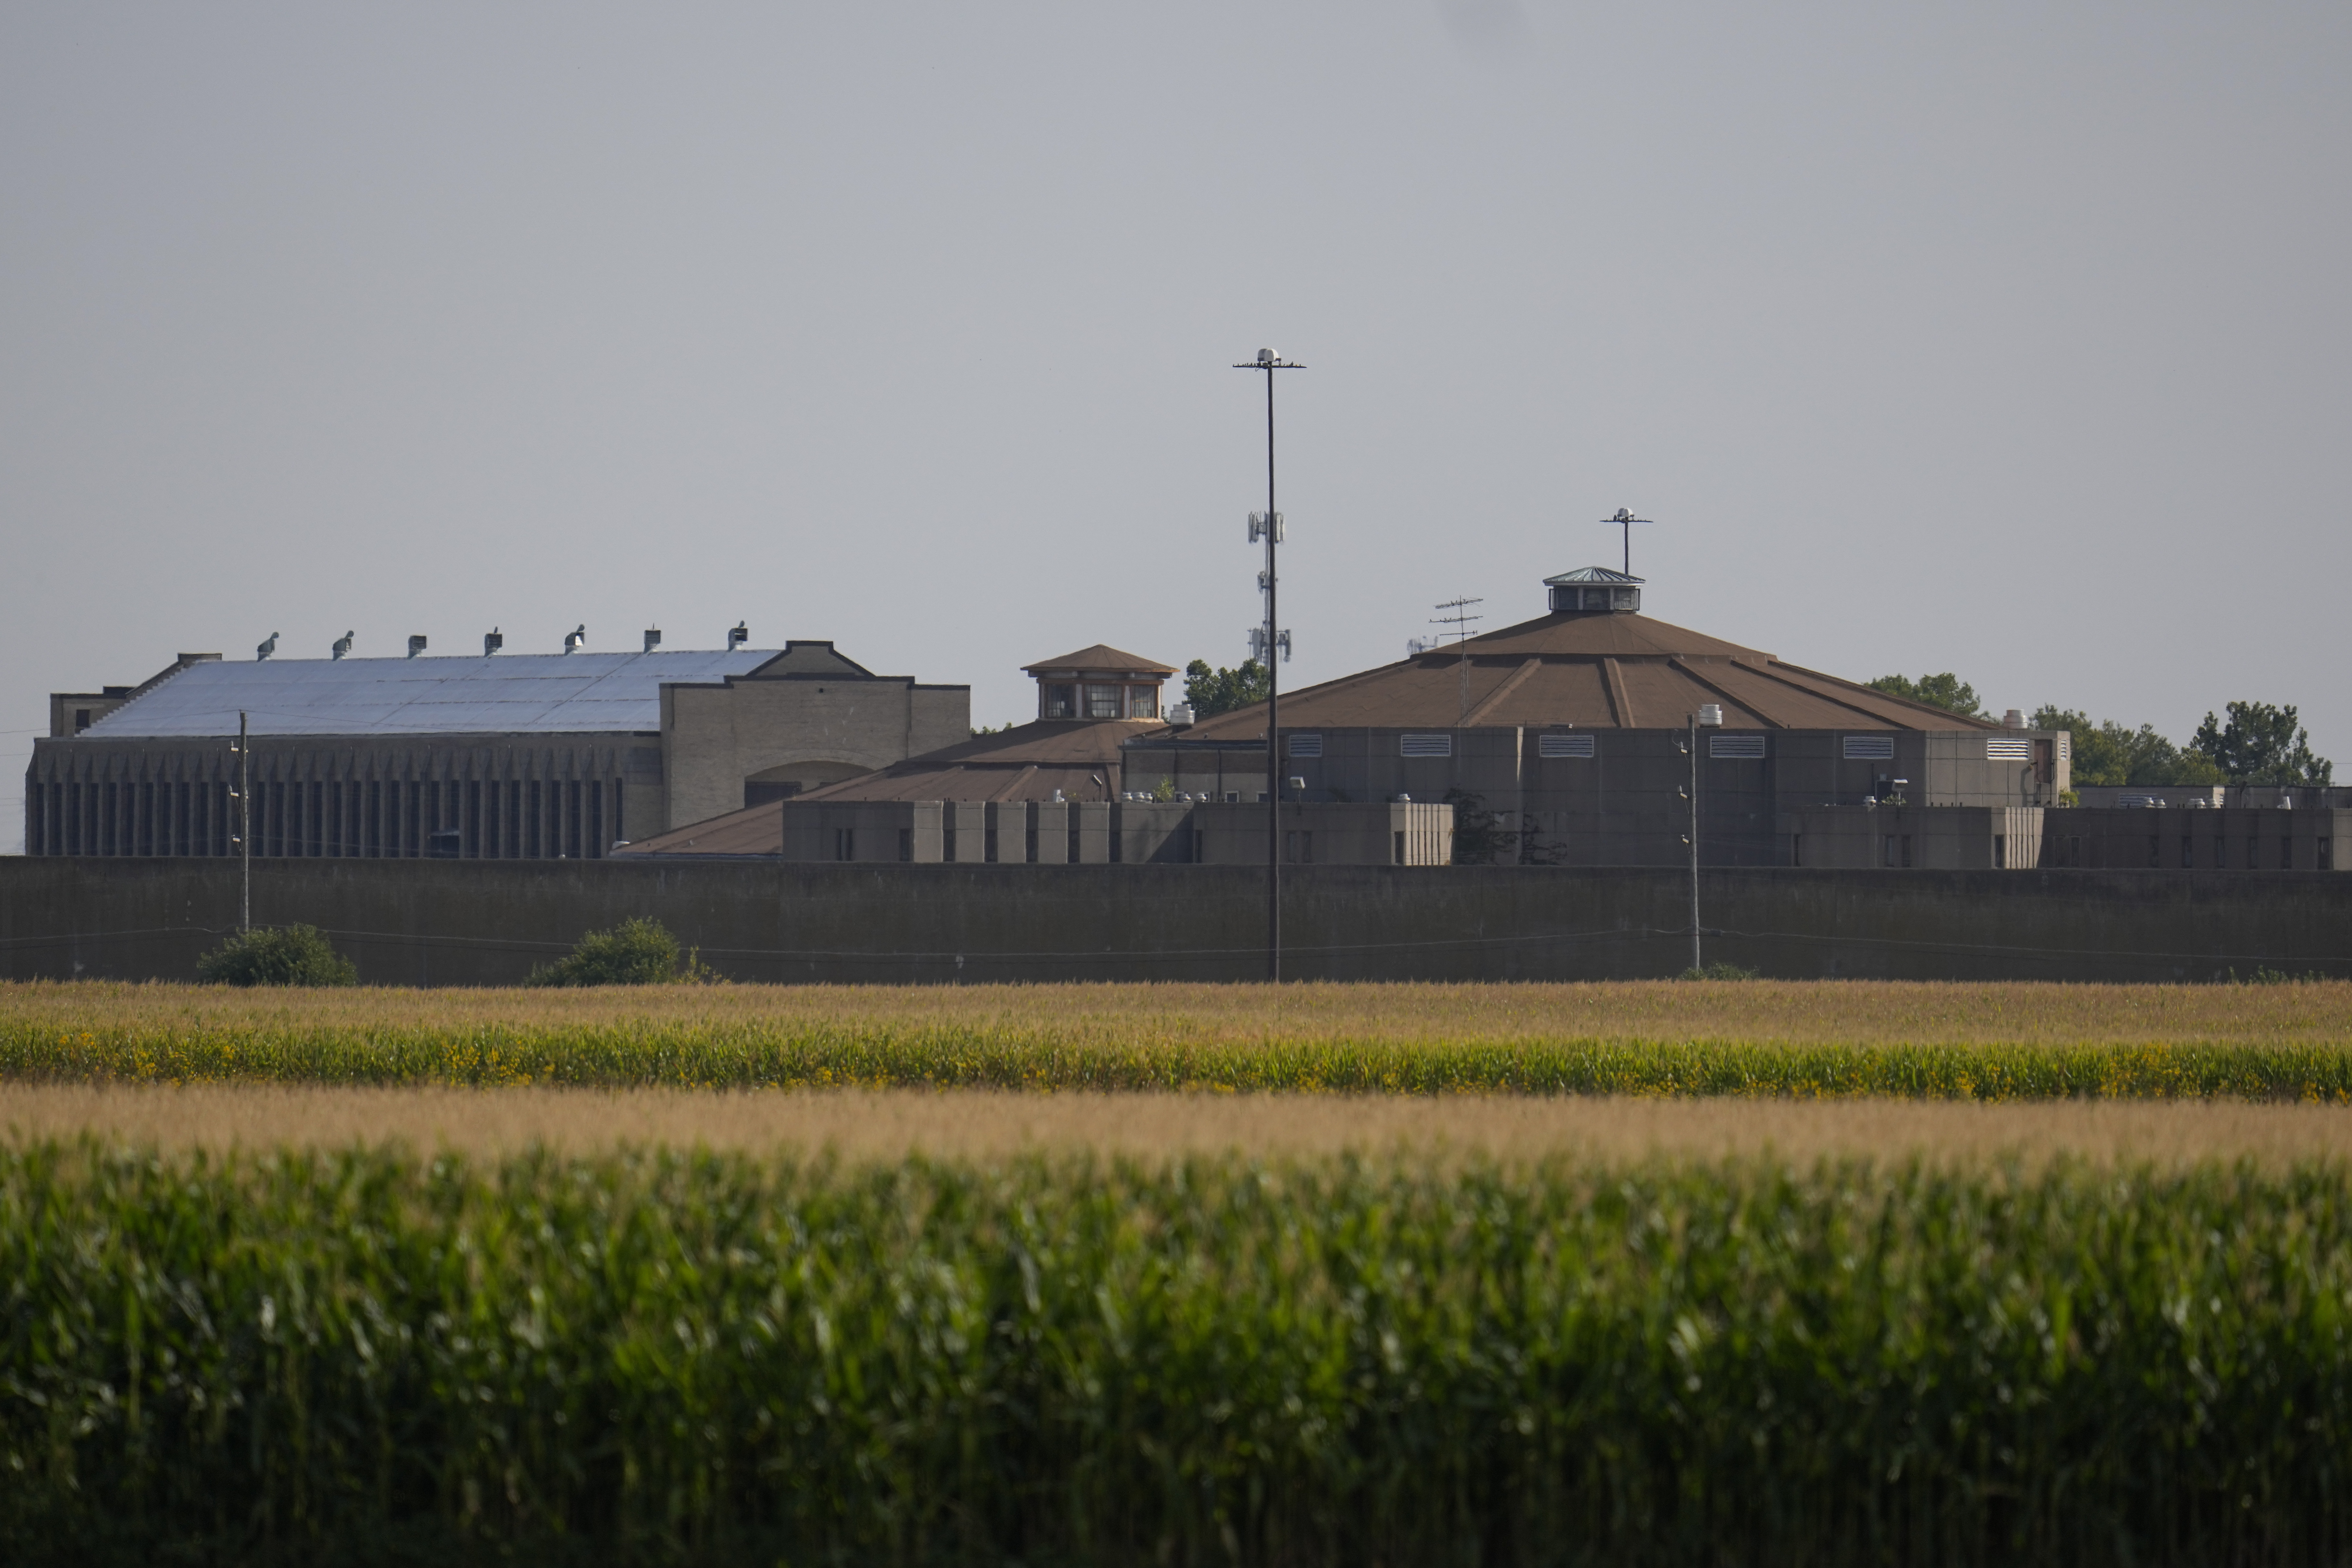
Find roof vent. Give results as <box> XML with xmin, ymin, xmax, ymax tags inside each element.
<box><xmin>407</xmin><ymin>635</ymin><xmax>427</xmax><ymax>659</ymax></box>
<box><xmin>331</xmin><ymin>630</ymin><xmax>354</xmax><ymax>661</ymax></box>
<box><xmin>643</xmin><ymin>628</ymin><xmax>662</xmax><ymax>653</ymax></box>
<box><xmin>483</xmin><ymin>628</ymin><xmax>503</xmax><ymax>657</ymax></box>
<box><xmin>255</xmin><ymin>632</ymin><xmax>278</xmax><ymax>662</ymax></box>
<box><xmin>1543</xmin><ymin>566</ymin><xmax>1643</xmax><ymax>616</ymax></box>
<box><xmin>564</xmin><ymin>624</ymin><xmax>586</xmax><ymax>654</ymax></box>
<box><xmin>2003</xmin><ymin>708</ymin><xmax>2026</xmax><ymax>728</ymax></box>
<box><xmin>728</xmin><ymin>622</ymin><xmax>749</xmax><ymax>650</ymax></box>
<box><xmin>1167</xmin><ymin>700</ymin><xmax>1194</xmax><ymax>727</ymax></box>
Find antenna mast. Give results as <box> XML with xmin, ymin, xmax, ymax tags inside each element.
<box><xmin>1234</xmin><ymin>348</ymin><xmax>1305</xmax><ymax>983</ymax></box>
<box><xmin>1431</xmin><ymin>596</ymin><xmax>1484</xmax><ymax>724</ymax></box>
<box><xmin>1604</xmin><ymin>507</ymin><xmax>1654</xmax><ymax>576</ymax></box>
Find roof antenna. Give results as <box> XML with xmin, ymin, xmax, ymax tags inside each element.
<box><xmin>255</xmin><ymin>632</ymin><xmax>278</xmax><ymax>662</ymax></box>
<box><xmin>728</xmin><ymin>622</ymin><xmax>749</xmax><ymax>650</ymax></box>
<box><xmin>1603</xmin><ymin>508</ymin><xmax>1654</xmax><ymax>576</ymax></box>
<box><xmin>643</xmin><ymin>627</ymin><xmax>662</xmax><ymax>653</ymax></box>
<box><xmin>331</xmin><ymin>630</ymin><xmax>354</xmax><ymax>661</ymax></box>
<box><xmin>564</xmin><ymin>623</ymin><xmax>586</xmax><ymax>654</ymax></box>
<box><xmin>1431</xmin><ymin>596</ymin><xmax>1485</xmax><ymax>724</ymax></box>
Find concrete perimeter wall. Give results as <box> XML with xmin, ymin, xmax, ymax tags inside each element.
<box><xmin>6</xmin><ymin>857</ymin><xmax>2352</xmax><ymax>985</ymax></box>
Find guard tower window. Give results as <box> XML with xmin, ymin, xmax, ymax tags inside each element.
<box><xmin>1086</xmin><ymin>685</ymin><xmax>1122</xmax><ymax>719</ymax></box>
<box><xmin>1044</xmin><ymin>684</ymin><xmax>1077</xmax><ymax>719</ymax></box>
<box><xmin>1128</xmin><ymin>686</ymin><xmax>1158</xmax><ymax>719</ymax></box>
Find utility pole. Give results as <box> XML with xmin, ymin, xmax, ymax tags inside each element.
<box><xmin>1686</xmin><ymin>703</ymin><xmax>1721</xmax><ymax>972</ymax></box>
<box><xmin>1234</xmin><ymin>348</ymin><xmax>1303</xmax><ymax>982</ymax></box>
<box><xmin>235</xmin><ymin>710</ymin><xmax>251</xmax><ymax>933</ymax></box>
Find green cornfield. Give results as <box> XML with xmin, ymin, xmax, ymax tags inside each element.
<box><xmin>4</xmin><ymin>1143</ymin><xmax>2351</xmax><ymax>1565</ymax></box>
<box><xmin>8</xmin><ymin>977</ymin><xmax>2352</xmax><ymax>1097</ymax></box>
<box><xmin>14</xmin><ymin>1021</ymin><xmax>2352</xmax><ymax>1099</ymax></box>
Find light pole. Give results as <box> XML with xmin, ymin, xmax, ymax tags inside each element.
<box><xmin>1234</xmin><ymin>348</ymin><xmax>1304</xmax><ymax>982</ymax></box>
<box><xmin>1686</xmin><ymin>703</ymin><xmax>1721</xmax><ymax>972</ymax></box>
<box><xmin>233</xmin><ymin>710</ymin><xmax>251</xmax><ymax>933</ymax></box>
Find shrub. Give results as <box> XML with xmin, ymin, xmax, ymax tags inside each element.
<box><xmin>194</xmin><ymin>925</ymin><xmax>358</xmax><ymax>987</ymax></box>
<box><xmin>1678</xmin><ymin>961</ymin><xmax>1759</xmax><ymax>981</ymax></box>
<box><xmin>526</xmin><ymin>917</ymin><xmax>713</xmax><ymax>987</ymax></box>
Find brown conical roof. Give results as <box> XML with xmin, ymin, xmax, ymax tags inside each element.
<box><xmin>1177</xmin><ymin>610</ymin><xmax>1997</xmax><ymax>735</ymax></box>
<box><xmin>1020</xmin><ymin>645</ymin><xmax>1176</xmax><ymax>676</ymax></box>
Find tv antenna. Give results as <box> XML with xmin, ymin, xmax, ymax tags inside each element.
<box><xmin>1603</xmin><ymin>507</ymin><xmax>1653</xmax><ymax>576</ymax></box>
<box><xmin>1432</xmin><ymin>596</ymin><xmax>1484</xmax><ymax>723</ymax></box>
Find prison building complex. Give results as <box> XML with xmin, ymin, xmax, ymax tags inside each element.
<box><xmin>23</xmin><ymin>637</ymin><xmax>967</xmax><ymax>859</ymax></box>
<box><xmin>615</xmin><ymin>644</ymin><xmax>1456</xmax><ymax>866</ymax></box>
<box><xmin>1123</xmin><ymin>565</ymin><xmax>2075</xmax><ymax>869</ymax></box>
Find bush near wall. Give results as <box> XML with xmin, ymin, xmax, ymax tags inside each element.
<box><xmin>4</xmin><ymin>1147</ymin><xmax>2350</xmax><ymax>1566</ymax></box>
<box><xmin>193</xmin><ymin>924</ymin><xmax>357</xmax><ymax>986</ymax></box>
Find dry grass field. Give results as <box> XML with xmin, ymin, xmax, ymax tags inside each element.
<box><xmin>6</xmin><ymin>1081</ymin><xmax>2351</xmax><ymax>1166</ymax></box>
<box><xmin>5</xmin><ymin>977</ymin><xmax>2351</xmax><ymax>1096</ymax></box>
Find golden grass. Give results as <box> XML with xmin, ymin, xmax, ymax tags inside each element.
<box><xmin>8</xmin><ymin>1082</ymin><xmax>2350</xmax><ymax>1167</ymax></box>
<box><xmin>5</xmin><ymin>976</ymin><xmax>2350</xmax><ymax>1045</ymax></box>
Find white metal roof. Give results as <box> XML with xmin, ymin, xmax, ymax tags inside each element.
<box><xmin>78</xmin><ymin>649</ymin><xmax>776</xmax><ymax>739</ymax></box>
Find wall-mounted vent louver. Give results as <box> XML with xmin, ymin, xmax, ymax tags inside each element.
<box><xmin>1285</xmin><ymin>733</ymin><xmax>1323</xmax><ymax>758</ymax></box>
<box><xmin>1843</xmin><ymin>735</ymin><xmax>1896</xmax><ymax>760</ymax></box>
<box><xmin>1399</xmin><ymin>733</ymin><xmax>1453</xmax><ymax>758</ymax></box>
<box><xmin>1539</xmin><ymin>733</ymin><xmax>1595</xmax><ymax>759</ymax></box>
<box><xmin>1710</xmin><ymin>734</ymin><xmax>1767</xmax><ymax>759</ymax></box>
<box><xmin>1986</xmin><ymin>738</ymin><xmax>2031</xmax><ymax>761</ymax></box>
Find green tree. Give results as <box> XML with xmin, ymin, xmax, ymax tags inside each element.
<box><xmin>196</xmin><ymin>924</ymin><xmax>359</xmax><ymax>986</ymax></box>
<box><xmin>1442</xmin><ymin>788</ymin><xmax>1511</xmax><ymax>866</ymax></box>
<box><xmin>2028</xmin><ymin>706</ymin><xmax>2225</xmax><ymax>788</ymax></box>
<box><xmin>527</xmin><ymin>918</ymin><xmax>716</xmax><ymax>987</ymax></box>
<box><xmin>1866</xmin><ymin>672</ymin><xmax>1984</xmax><ymax>718</ymax></box>
<box><xmin>1183</xmin><ymin>658</ymin><xmax>1271</xmax><ymax>719</ymax></box>
<box><xmin>2192</xmin><ymin>701</ymin><xmax>2334</xmax><ymax>786</ymax></box>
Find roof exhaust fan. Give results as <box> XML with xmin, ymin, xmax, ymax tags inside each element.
<box><xmin>727</xmin><ymin>622</ymin><xmax>749</xmax><ymax>650</ymax></box>
<box><xmin>643</xmin><ymin>628</ymin><xmax>662</xmax><ymax>653</ymax></box>
<box><xmin>407</xmin><ymin>635</ymin><xmax>427</xmax><ymax>659</ymax></box>
<box><xmin>564</xmin><ymin>624</ymin><xmax>586</xmax><ymax>654</ymax></box>
<box><xmin>331</xmin><ymin>630</ymin><xmax>354</xmax><ymax>661</ymax></box>
<box><xmin>483</xmin><ymin>628</ymin><xmax>503</xmax><ymax>657</ymax></box>
<box><xmin>256</xmin><ymin>632</ymin><xmax>278</xmax><ymax>662</ymax></box>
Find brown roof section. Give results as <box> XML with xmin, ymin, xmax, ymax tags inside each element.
<box><xmin>612</xmin><ymin>802</ymin><xmax>793</xmax><ymax>857</ymax></box>
<box><xmin>614</xmin><ymin>717</ymin><xmax>1172</xmax><ymax>855</ymax></box>
<box><xmin>1020</xmin><ymin>645</ymin><xmax>1176</xmax><ymax>676</ymax></box>
<box><xmin>1176</xmin><ymin>610</ymin><xmax>1997</xmax><ymax>737</ymax></box>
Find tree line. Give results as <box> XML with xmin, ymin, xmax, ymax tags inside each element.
<box><xmin>1866</xmin><ymin>673</ymin><xmax>2333</xmax><ymax>788</ymax></box>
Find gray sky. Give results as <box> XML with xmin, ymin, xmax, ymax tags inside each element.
<box><xmin>6</xmin><ymin>2</ymin><xmax>2348</xmax><ymax>845</ymax></box>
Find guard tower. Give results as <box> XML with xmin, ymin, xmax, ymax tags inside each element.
<box><xmin>1021</xmin><ymin>646</ymin><xmax>1176</xmax><ymax>721</ymax></box>
<box><xmin>1544</xmin><ymin>566</ymin><xmax>1644</xmax><ymax>614</ymax></box>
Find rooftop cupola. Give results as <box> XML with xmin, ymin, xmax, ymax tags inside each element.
<box><xmin>1544</xmin><ymin>565</ymin><xmax>1643</xmax><ymax>615</ymax></box>
<box><xmin>1020</xmin><ymin>644</ymin><xmax>1177</xmax><ymax>721</ymax></box>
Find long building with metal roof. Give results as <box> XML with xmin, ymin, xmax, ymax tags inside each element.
<box><xmin>24</xmin><ymin>635</ymin><xmax>968</xmax><ymax>861</ymax></box>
